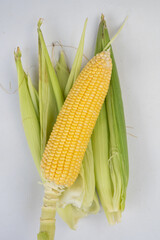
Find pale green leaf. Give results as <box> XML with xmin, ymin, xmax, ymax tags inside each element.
<box><xmin>37</xmin><ymin>19</ymin><xmax>64</xmax><ymax>112</ymax></box>
<box><xmin>92</xmin><ymin>14</ymin><xmax>129</xmax><ymax>224</ymax></box>
<box><xmin>64</xmin><ymin>19</ymin><xmax>87</xmax><ymax>97</ymax></box>
<box><xmin>38</xmin><ymin>34</ymin><xmax>58</xmax><ymax>154</ymax></box>
<box><xmin>92</xmin><ymin>105</ymin><xmax>113</xmax><ymax>211</ymax></box>
<box><xmin>14</xmin><ymin>48</ymin><xmax>41</xmax><ymax>174</ymax></box>
<box><xmin>27</xmin><ymin>75</ymin><xmax>39</xmax><ymax>119</ymax></box>
<box><xmin>37</xmin><ymin>232</ymin><xmax>49</xmax><ymax>240</ymax></box>
<box><xmin>55</xmin><ymin>51</ymin><xmax>70</xmax><ymax>95</ymax></box>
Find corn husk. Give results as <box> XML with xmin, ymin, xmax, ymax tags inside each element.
<box><xmin>38</xmin><ymin>26</ymin><xmax>59</xmax><ymax>155</ymax></box>
<box><xmin>27</xmin><ymin>75</ymin><xmax>39</xmax><ymax>118</ymax></box>
<box><xmin>92</xmin><ymin>14</ymin><xmax>129</xmax><ymax>224</ymax></box>
<box><xmin>37</xmin><ymin>19</ymin><xmax>64</xmax><ymax>112</ymax></box>
<box><xmin>55</xmin><ymin>51</ymin><xmax>70</xmax><ymax>95</ymax></box>
<box><xmin>14</xmin><ymin>48</ymin><xmax>41</xmax><ymax>174</ymax></box>
<box><xmin>64</xmin><ymin>19</ymin><xmax>87</xmax><ymax>97</ymax></box>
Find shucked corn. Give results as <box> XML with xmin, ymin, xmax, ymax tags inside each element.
<box><xmin>41</xmin><ymin>50</ymin><xmax>112</xmax><ymax>187</ymax></box>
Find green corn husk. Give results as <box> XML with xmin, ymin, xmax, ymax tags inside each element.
<box><xmin>14</xmin><ymin>48</ymin><xmax>41</xmax><ymax>174</ymax></box>
<box><xmin>55</xmin><ymin>51</ymin><xmax>70</xmax><ymax>95</ymax></box>
<box><xmin>64</xmin><ymin>19</ymin><xmax>87</xmax><ymax>97</ymax></box>
<box><xmin>37</xmin><ymin>19</ymin><xmax>64</xmax><ymax>112</ymax></box>
<box><xmin>57</xmin><ymin>140</ymin><xmax>99</xmax><ymax>229</ymax></box>
<box><xmin>38</xmin><ymin>27</ymin><xmax>59</xmax><ymax>155</ymax></box>
<box><xmin>92</xmin><ymin>14</ymin><xmax>129</xmax><ymax>224</ymax></box>
<box><xmin>27</xmin><ymin>75</ymin><xmax>39</xmax><ymax>119</ymax></box>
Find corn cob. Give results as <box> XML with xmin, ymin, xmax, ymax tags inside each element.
<box><xmin>41</xmin><ymin>50</ymin><xmax>112</xmax><ymax>188</ymax></box>
<box><xmin>38</xmin><ymin>50</ymin><xmax>112</xmax><ymax>240</ymax></box>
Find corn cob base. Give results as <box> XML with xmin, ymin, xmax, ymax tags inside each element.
<box><xmin>37</xmin><ymin>182</ymin><xmax>64</xmax><ymax>240</ymax></box>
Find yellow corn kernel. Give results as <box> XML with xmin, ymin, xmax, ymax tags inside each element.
<box><xmin>41</xmin><ymin>50</ymin><xmax>112</xmax><ymax>187</ymax></box>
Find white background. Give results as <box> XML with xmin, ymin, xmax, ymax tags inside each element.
<box><xmin>0</xmin><ymin>0</ymin><xmax>160</xmax><ymax>239</ymax></box>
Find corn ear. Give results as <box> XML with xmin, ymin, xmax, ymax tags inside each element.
<box><xmin>92</xmin><ymin>14</ymin><xmax>129</xmax><ymax>224</ymax></box>
<box><xmin>14</xmin><ymin>48</ymin><xmax>41</xmax><ymax>174</ymax></box>
<box><xmin>38</xmin><ymin>20</ymin><xmax>112</xmax><ymax>238</ymax></box>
